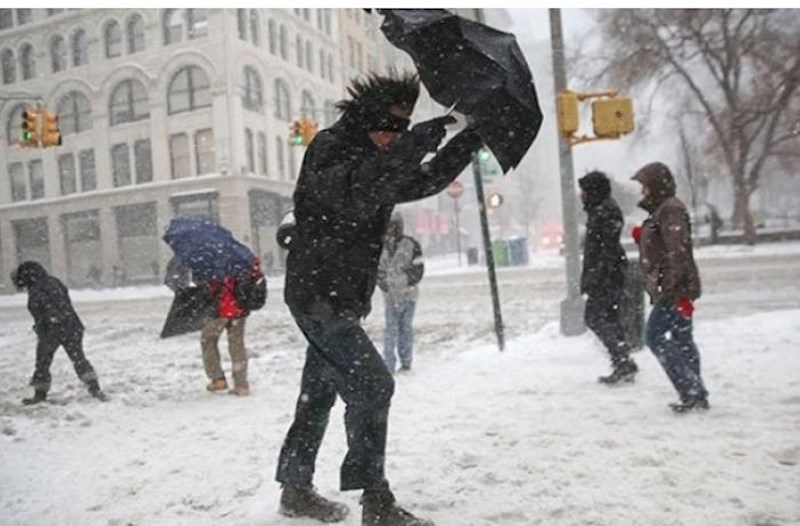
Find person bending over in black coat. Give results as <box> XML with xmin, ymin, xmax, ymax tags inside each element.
<box><xmin>579</xmin><ymin>171</ymin><xmax>638</xmax><ymax>385</ymax></box>
<box><xmin>11</xmin><ymin>261</ymin><xmax>107</xmax><ymax>404</ymax></box>
<box><xmin>275</xmin><ymin>71</ymin><xmax>482</xmax><ymax>526</ymax></box>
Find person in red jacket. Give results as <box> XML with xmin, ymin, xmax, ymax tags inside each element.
<box><xmin>201</xmin><ymin>274</ymin><xmax>250</xmax><ymax>396</ymax></box>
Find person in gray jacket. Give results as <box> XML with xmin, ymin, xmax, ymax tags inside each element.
<box><xmin>377</xmin><ymin>212</ymin><xmax>424</xmax><ymax>373</ymax></box>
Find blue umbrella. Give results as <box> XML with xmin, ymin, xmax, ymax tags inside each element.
<box><xmin>163</xmin><ymin>218</ymin><xmax>254</xmax><ymax>282</ymax></box>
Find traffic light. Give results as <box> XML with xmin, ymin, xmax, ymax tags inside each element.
<box><xmin>487</xmin><ymin>193</ymin><xmax>504</xmax><ymax>208</ymax></box>
<box><xmin>556</xmin><ymin>91</ymin><xmax>579</xmax><ymax>136</ymax></box>
<box><xmin>298</xmin><ymin>118</ymin><xmax>318</xmax><ymax>146</ymax></box>
<box><xmin>592</xmin><ymin>97</ymin><xmax>634</xmax><ymax>138</ymax></box>
<box><xmin>41</xmin><ymin>109</ymin><xmax>62</xmax><ymax>147</ymax></box>
<box><xmin>477</xmin><ymin>147</ymin><xmax>491</xmax><ymax>162</ymax></box>
<box><xmin>289</xmin><ymin>121</ymin><xmax>303</xmax><ymax>145</ymax></box>
<box><xmin>21</xmin><ymin>105</ymin><xmax>41</xmax><ymax>147</ymax></box>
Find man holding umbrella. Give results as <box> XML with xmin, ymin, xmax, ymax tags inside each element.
<box><xmin>276</xmin><ymin>70</ymin><xmax>482</xmax><ymax>525</ymax></box>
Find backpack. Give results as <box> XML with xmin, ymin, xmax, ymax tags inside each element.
<box><xmin>234</xmin><ymin>258</ymin><xmax>267</xmax><ymax>312</ymax></box>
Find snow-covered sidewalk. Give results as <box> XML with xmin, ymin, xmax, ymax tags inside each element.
<box><xmin>1</xmin><ymin>304</ymin><xmax>798</xmax><ymax>525</ymax></box>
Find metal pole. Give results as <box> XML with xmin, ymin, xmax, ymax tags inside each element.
<box><xmin>473</xmin><ymin>157</ymin><xmax>505</xmax><ymax>351</ymax></box>
<box><xmin>454</xmin><ymin>199</ymin><xmax>462</xmax><ymax>266</ymax></box>
<box><xmin>549</xmin><ymin>8</ymin><xmax>586</xmax><ymax>336</ymax></box>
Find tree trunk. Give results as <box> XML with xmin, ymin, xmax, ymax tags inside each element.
<box><xmin>733</xmin><ymin>184</ymin><xmax>758</xmax><ymax>245</ymax></box>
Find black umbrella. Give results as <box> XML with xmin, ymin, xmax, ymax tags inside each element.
<box><xmin>378</xmin><ymin>9</ymin><xmax>543</xmax><ymax>173</ymax></box>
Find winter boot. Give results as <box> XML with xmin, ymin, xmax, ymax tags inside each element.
<box><xmin>670</xmin><ymin>395</ymin><xmax>710</xmax><ymax>413</ymax></box>
<box><xmin>229</xmin><ymin>382</ymin><xmax>250</xmax><ymax>397</ymax></box>
<box><xmin>22</xmin><ymin>389</ymin><xmax>47</xmax><ymax>405</ymax></box>
<box><xmin>87</xmin><ymin>380</ymin><xmax>109</xmax><ymax>402</ymax></box>
<box><xmin>598</xmin><ymin>360</ymin><xmax>638</xmax><ymax>385</ymax></box>
<box><xmin>279</xmin><ymin>484</ymin><xmax>349</xmax><ymax>523</ymax></box>
<box><xmin>206</xmin><ymin>377</ymin><xmax>228</xmax><ymax>392</ymax></box>
<box><xmin>361</xmin><ymin>486</ymin><xmax>434</xmax><ymax>526</ymax></box>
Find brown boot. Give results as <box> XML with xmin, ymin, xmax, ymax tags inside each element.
<box><xmin>279</xmin><ymin>484</ymin><xmax>349</xmax><ymax>523</ymax></box>
<box><xmin>229</xmin><ymin>383</ymin><xmax>250</xmax><ymax>397</ymax></box>
<box><xmin>361</xmin><ymin>487</ymin><xmax>434</xmax><ymax>526</ymax></box>
<box><xmin>206</xmin><ymin>378</ymin><xmax>228</xmax><ymax>392</ymax></box>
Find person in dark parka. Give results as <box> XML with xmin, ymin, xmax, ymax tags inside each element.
<box><xmin>276</xmin><ymin>71</ymin><xmax>482</xmax><ymax>526</ymax></box>
<box><xmin>11</xmin><ymin>261</ymin><xmax>106</xmax><ymax>404</ymax></box>
<box><xmin>579</xmin><ymin>171</ymin><xmax>638</xmax><ymax>384</ymax></box>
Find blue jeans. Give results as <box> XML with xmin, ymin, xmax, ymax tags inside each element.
<box><xmin>383</xmin><ymin>299</ymin><xmax>416</xmax><ymax>372</ymax></box>
<box><xmin>646</xmin><ymin>300</ymin><xmax>708</xmax><ymax>401</ymax></box>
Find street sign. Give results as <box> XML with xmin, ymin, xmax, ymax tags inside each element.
<box><xmin>446</xmin><ymin>180</ymin><xmax>464</xmax><ymax>199</ymax></box>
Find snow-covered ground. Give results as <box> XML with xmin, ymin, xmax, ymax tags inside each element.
<box><xmin>1</xmin><ymin>245</ymin><xmax>799</xmax><ymax>526</ymax></box>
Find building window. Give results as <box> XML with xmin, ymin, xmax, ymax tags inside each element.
<box><xmin>110</xmin><ymin>79</ymin><xmax>149</xmax><ymax>125</ymax></box>
<box><xmin>79</xmin><ymin>149</ymin><xmax>96</xmax><ymax>191</ymax></box>
<box><xmin>134</xmin><ymin>139</ymin><xmax>153</xmax><ymax>183</ymax></box>
<box><xmin>6</xmin><ymin>104</ymin><xmax>24</xmax><ymax>145</ymax></box>
<box><xmin>324</xmin><ymin>100</ymin><xmax>337</xmax><ymax>127</ymax></box>
<box><xmin>328</xmin><ymin>54</ymin><xmax>334</xmax><ymax>83</ymax></box>
<box><xmin>348</xmin><ymin>37</ymin><xmax>355</xmax><ymax>68</ymax></box>
<box><xmin>194</xmin><ymin>129</ymin><xmax>215</xmax><ymax>175</ymax></box>
<box><xmin>257</xmin><ymin>131</ymin><xmax>267</xmax><ymax>175</ymax></box>
<box><xmin>58</xmin><ymin>91</ymin><xmax>93</xmax><ymax>135</ymax></box>
<box><xmin>187</xmin><ymin>9</ymin><xmax>208</xmax><ymax>39</ymax></box>
<box><xmin>47</xmin><ymin>9</ymin><xmax>64</xmax><ymax>16</ymax></box>
<box><xmin>356</xmin><ymin>42</ymin><xmax>363</xmax><ymax>71</ymax></box>
<box><xmin>168</xmin><ymin>65</ymin><xmax>211</xmax><ymax>115</ymax></box>
<box><xmin>275</xmin><ymin>136</ymin><xmax>285</xmax><ymax>179</ymax></box>
<box><xmin>20</xmin><ymin>44</ymin><xmax>35</xmax><ymax>80</ymax></box>
<box><xmin>306</xmin><ymin>41</ymin><xmax>313</xmax><ymax>72</ymax></box>
<box><xmin>163</xmin><ymin>9</ymin><xmax>183</xmax><ymax>44</ymax></box>
<box><xmin>317</xmin><ymin>9</ymin><xmax>323</xmax><ymax>30</ymax></box>
<box><xmin>0</xmin><ymin>9</ymin><xmax>12</xmax><ymax>30</ymax></box>
<box><xmin>242</xmin><ymin>66</ymin><xmax>263</xmax><ymax>112</ymax></box>
<box><xmin>237</xmin><ymin>9</ymin><xmax>247</xmax><ymax>40</ymax></box>
<box><xmin>111</xmin><ymin>143</ymin><xmax>131</xmax><ymax>187</ymax></box>
<box><xmin>28</xmin><ymin>159</ymin><xmax>44</xmax><ymax>199</ymax></box>
<box><xmin>301</xmin><ymin>91</ymin><xmax>315</xmax><ymax>119</ymax></box>
<box><xmin>279</xmin><ymin>25</ymin><xmax>288</xmax><ymax>60</ymax></box>
<box><xmin>59</xmin><ymin>153</ymin><xmax>77</xmax><ymax>195</ymax></box>
<box><xmin>324</xmin><ymin>10</ymin><xmax>331</xmax><ymax>35</ymax></box>
<box><xmin>319</xmin><ymin>49</ymin><xmax>325</xmax><ymax>79</ymax></box>
<box><xmin>1</xmin><ymin>48</ymin><xmax>14</xmax><ymax>84</ymax></box>
<box><xmin>296</xmin><ymin>36</ymin><xmax>303</xmax><ymax>68</ymax></box>
<box><xmin>170</xmin><ymin>133</ymin><xmax>190</xmax><ymax>178</ymax></box>
<box><xmin>249</xmin><ymin>10</ymin><xmax>260</xmax><ymax>46</ymax></box>
<box><xmin>244</xmin><ymin>128</ymin><xmax>254</xmax><ymax>173</ymax></box>
<box><xmin>268</xmin><ymin>19</ymin><xmax>276</xmax><ymax>55</ymax></box>
<box><xmin>127</xmin><ymin>14</ymin><xmax>145</xmax><ymax>53</ymax></box>
<box><xmin>16</xmin><ymin>9</ymin><xmax>32</xmax><ymax>25</ymax></box>
<box><xmin>9</xmin><ymin>162</ymin><xmax>26</xmax><ymax>201</ymax></box>
<box><xmin>71</xmin><ymin>29</ymin><xmax>88</xmax><ymax>66</ymax></box>
<box><xmin>274</xmin><ymin>79</ymin><xmax>290</xmax><ymax>121</ymax></box>
<box><xmin>105</xmin><ymin>21</ymin><xmax>122</xmax><ymax>58</ymax></box>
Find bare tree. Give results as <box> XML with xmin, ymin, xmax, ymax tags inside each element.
<box><xmin>584</xmin><ymin>9</ymin><xmax>800</xmax><ymax>243</ymax></box>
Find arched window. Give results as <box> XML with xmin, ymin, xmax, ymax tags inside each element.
<box><xmin>237</xmin><ymin>9</ymin><xmax>247</xmax><ymax>40</ymax></box>
<box><xmin>305</xmin><ymin>41</ymin><xmax>313</xmax><ymax>72</ymax></box>
<box><xmin>249</xmin><ymin>10</ymin><xmax>259</xmax><ymax>46</ymax></box>
<box><xmin>7</xmin><ymin>104</ymin><xmax>25</xmax><ymax>145</ymax></box>
<box><xmin>324</xmin><ymin>100</ymin><xmax>337</xmax><ymax>127</ymax></box>
<box><xmin>301</xmin><ymin>91</ymin><xmax>315</xmax><ymax>119</ymax></box>
<box><xmin>268</xmin><ymin>19</ymin><xmax>276</xmax><ymax>55</ymax></box>
<box><xmin>274</xmin><ymin>79</ymin><xmax>290</xmax><ymax>121</ymax></box>
<box><xmin>110</xmin><ymin>79</ymin><xmax>149</xmax><ymax>125</ymax></box>
<box><xmin>241</xmin><ymin>67</ymin><xmax>263</xmax><ymax>113</ymax></box>
<box><xmin>126</xmin><ymin>14</ymin><xmax>145</xmax><ymax>53</ymax></box>
<box><xmin>1</xmin><ymin>48</ymin><xmax>15</xmax><ymax>84</ymax></box>
<box><xmin>163</xmin><ymin>9</ymin><xmax>182</xmax><ymax>44</ymax></box>
<box><xmin>187</xmin><ymin>9</ymin><xmax>207</xmax><ymax>39</ymax></box>
<box><xmin>279</xmin><ymin>25</ymin><xmax>288</xmax><ymax>60</ymax></box>
<box><xmin>50</xmin><ymin>36</ymin><xmax>67</xmax><ymax>73</ymax></box>
<box><xmin>105</xmin><ymin>21</ymin><xmax>122</xmax><ymax>58</ymax></box>
<box><xmin>71</xmin><ymin>29</ymin><xmax>88</xmax><ymax>66</ymax></box>
<box><xmin>168</xmin><ymin>65</ymin><xmax>211</xmax><ymax>115</ymax></box>
<box><xmin>20</xmin><ymin>44</ymin><xmax>35</xmax><ymax>80</ymax></box>
<box><xmin>57</xmin><ymin>91</ymin><xmax>93</xmax><ymax>135</ymax></box>
<box><xmin>296</xmin><ymin>36</ymin><xmax>303</xmax><ymax>68</ymax></box>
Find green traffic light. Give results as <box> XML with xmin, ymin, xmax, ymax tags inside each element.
<box><xmin>23</xmin><ymin>131</ymin><xmax>32</xmax><ymax>141</ymax></box>
<box><xmin>478</xmin><ymin>148</ymin><xmax>491</xmax><ymax>162</ymax></box>
<box><xmin>290</xmin><ymin>135</ymin><xmax>303</xmax><ymax>145</ymax></box>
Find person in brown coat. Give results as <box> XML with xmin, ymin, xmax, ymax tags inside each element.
<box><xmin>631</xmin><ymin>162</ymin><xmax>709</xmax><ymax>412</ymax></box>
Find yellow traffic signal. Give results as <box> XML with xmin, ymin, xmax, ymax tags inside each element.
<box><xmin>298</xmin><ymin>118</ymin><xmax>318</xmax><ymax>146</ymax></box>
<box><xmin>556</xmin><ymin>91</ymin><xmax>579</xmax><ymax>136</ymax></box>
<box><xmin>289</xmin><ymin>120</ymin><xmax>303</xmax><ymax>146</ymax></box>
<box><xmin>21</xmin><ymin>105</ymin><xmax>40</xmax><ymax>147</ymax></box>
<box><xmin>592</xmin><ymin>97</ymin><xmax>634</xmax><ymax>138</ymax></box>
<box><xmin>41</xmin><ymin>109</ymin><xmax>62</xmax><ymax>147</ymax></box>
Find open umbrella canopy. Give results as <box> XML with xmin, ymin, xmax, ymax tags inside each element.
<box><xmin>379</xmin><ymin>9</ymin><xmax>543</xmax><ymax>173</ymax></box>
<box><xmin>162</xmin><ymin>218</ymin><xmax>254</xmax><ymax>282</ymax></box>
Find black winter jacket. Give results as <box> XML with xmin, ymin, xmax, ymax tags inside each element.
<box><xmin>285</xmin><ymin>114</ymin><xmax>481</xmax><ymax>317</ymax></box>
<box><xmin>14</xmin><ymin>261</ymin><xmax>84</xmax><ymax>338</ymax></box>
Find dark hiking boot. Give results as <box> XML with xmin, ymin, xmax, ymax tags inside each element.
<box><xmin>398</xmin><ymin>365</ymin><xmax>412</xmax><ymax>373</ymax></box>
<box><xmin>88</xmin><ymin>380</ymin><xmax>109</xmax><ymax>402</ymax></box>
<box><xmin>279</xmin><ymin>484</ymin><xmax>349</xmax><ymax>523</ymax></box>
<box><xmin>598</xmin><ymin>360</ymin><xmax>638</xmax><ymax>385</ymax></box>
<box><xmin>22</xmin><ymin>389</ymin><xmax>47</xmax><ymax>405</ymax></box>
<box><xmin>361</xmin><ymin>487</ymin><xmax>434</xmax><ymax>526</ymax></box>
<box><xmin>670</xmin><ymin>395</ymin><xmax>710</xmax><ymax>413</ymax></box>
<box><xmin>206</xmin><ymin>378</ymin><xmax>228</xmax><ymax>392</ymax></box>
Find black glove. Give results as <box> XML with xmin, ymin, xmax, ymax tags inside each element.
<box><xmin>411</xmin><ymin>115</ymin><xmax>457</xmax><ymax>153</ymax></box>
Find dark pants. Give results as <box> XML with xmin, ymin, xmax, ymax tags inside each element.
<box><xmin>585</xmin><ymin>290</ymin><xmax>630</xmax><ymax>366</ymax></box>
<box><xmin>31</xmin><ymin>329</ymin><xmax>97</xmax><ymax>391</ymax></box>
<box><xmin>646</xmin><ymin>300</ymin><xmax>708</xmax><ymax>400</ymax></box>
<box><xmin>277</xmin><ymin>302</ymin><xmax>395</xmax><ymax>491</ymax></box>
